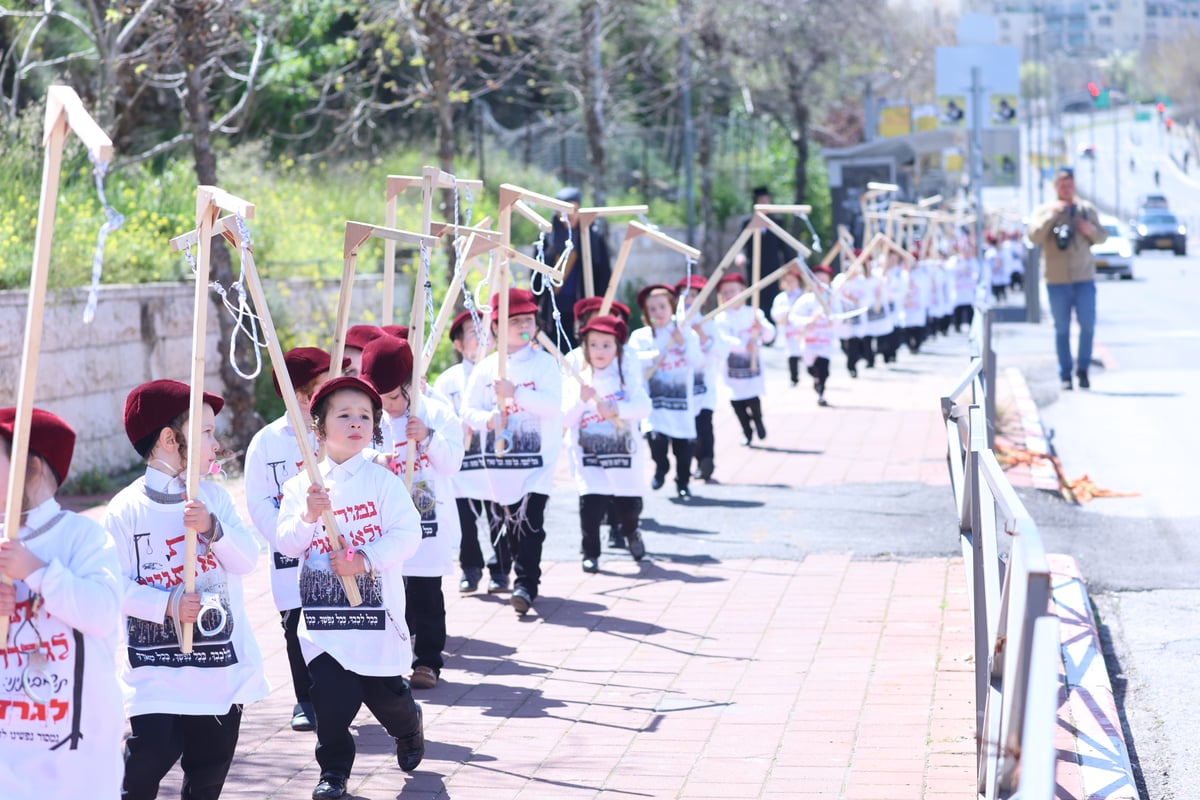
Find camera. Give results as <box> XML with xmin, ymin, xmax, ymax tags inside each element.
<box><xmin>1053</xmin><ymin>222</ymin><xmax>1072</xmax><ymax>250</ymax></box>
<box><xmin>1053</xmin><ymin>204</ymin><xmax>1076</xmax><ymax>251</ymax></box>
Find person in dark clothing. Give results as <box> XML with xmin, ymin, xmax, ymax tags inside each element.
<box><xmin>740</xmin><ymin>186</ymin><xmax>789</xmax><ymax>319</ymax></box>
<box><xmin>538</xmin><ymin>187</ymin><xmax>612</xmax><ymax>352</ymax></box>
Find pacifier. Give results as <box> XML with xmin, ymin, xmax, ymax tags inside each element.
<box><xmin>520</xmin><ymin>332</ymin><xmax>530</xmax><ymax>341</ymax></box>
<box><xmin>208</xmin><ymin>460</ymin><xmax>223</xmax><ymax>476</ymax></box>
<box><xmin>196</xmin><ymin>591</ymin><xmax>228</xmax><ymax>637</ymax></box>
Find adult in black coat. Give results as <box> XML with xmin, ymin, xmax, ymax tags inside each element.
<box><xmin>740</xmin><ymin>186</ymin><xmax>788</xmax><ymax>316</ymax></box>
<box><xmin>537</xmin><ymin>187</ymin><xmax>612</xmax><ymax>352</ymax></box>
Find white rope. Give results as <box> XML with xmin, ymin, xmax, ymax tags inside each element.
<box><xmin>82</xmin><ymin>156</ymin><xmax>125</xmax><ymax>323</ymax></box>
<box><xmin>798</xmin><ymin>213</ymin><xmax>822</xmax><ymax>253</ymax></box>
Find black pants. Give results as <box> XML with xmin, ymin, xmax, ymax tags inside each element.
<box><xmin>486</xmin><ymin>493</ymin><xmax>549</xmax><ymax>599</ymax></box>
<box><xmin>991</xmin><ymin>284</ymin><xmax>1008</xmax><ymax>302</ymax></box>
<box><xmin>456</xmin><ymin>497</ymin><xmax>488</xmax><ymax>572</ymax></box>
<box><xmin>123</xmin><ymin>706</ymin><xmax>242</xmax><ymax>800</ymax></box>
<box><xmin>1010</xmin><ymin>272</ymin><xmax>1024</xmax><ymax>290</ymax></box>
<box><xmin>862</xmin><ymin>336</ymin><xmax>877</xmax><ymax>367</ymax></box>
<box><xmin>281</xmin><ymin>608</ymin><xmax>311</xmax><ymax>704</ymax></box>
<box><xmin>730</xmin><ymin>397</ymin><xmax>766</xmax><ymax>441</ymax></box>
<box><xmin>307</xmin><ymin>652</ymin><xmax>421</xmax><ymax>781</ymax></box>
<box><xmin>953</xmin><ymin>304</ymin><xmax>974</xmax><ymax>332</ymax></box>
<box><xmin>579</xmin><ymin>495</ymin><xmax>641</xmax><ymax>560</ymax></box>
<box><xmin>787</xmin><ymin>355</ymin><xmax>801</xmax><ymax>384</ymax></box>
<box><xmin>903</xmin><ymin>325</ymin><xmax>925</xmax><ymax>353</ymax></box>
<box><xmin>693</xmin><ymin>409</ymin><xmax>714</xmax><ymax>464</ymax></box>
<box><xmin>877</xmin><ymin>329</ymin><xmax>900</xmax><ymax>362</ymax></box>
<box><xmin>807</xmin><ymin>357</ymin><xmax>830</xmax><ymax>396</ymax></box>
<box><xmin>648</xmin><ymin>432</ymin><xmax>694</xmax><ymax>490</ymax></box>
<box><xmin>405</xmin><ymin>575</ymin><xmax>446</xmax><ymax>674</ymax></box>
<box><xmin>842</xmin><ymin>336</ymin><xmax>866</xmax><ymax>373</ymax></box>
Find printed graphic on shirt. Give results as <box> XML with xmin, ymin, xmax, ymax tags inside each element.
<box><xmin>692</xmin><ymin>369</ymin><xmax>708</xmax><ymax>397</ymax></box>
<box><xmin>267</xmin><ymin>458</ymin><xmax>301</xmax><ymax>570</ymax></box>
<box><xmin>299</xmin><ymin>499</ymin><xmax>387</xmax><ymax>631</ymax></box>
<box><xmin>127</xmin><ymin>531</ymin><xmax>240</xmax><ymax>669</ymax></box>
<box><xmin>461</xmin><ymin>429</ymin><xmax>484</xmax><ymax>471</ymax></box>
<box><xmin>412</xmin><ymin>480</ymin><xmax>438</xmax><ymax>538</ymax></box>
<box><xmin>578</xmin><ymin>403</ymin><xmax>637</xmax><ymax>468</ymax></box>
<box><xmin>1</xmin><ymin>591</ymin><xmax>78</xmax><ymax>741</ymax></box>
<box><xmin>727</xmin><ymin>351</ymin><xmax>761</xmax><ymax>380</ymax></box>
<box><xmin>461</xmin><ymin>418</ymin><xmax>545</xmax><ymax>470</ymax></box>
<box><xmin>126</xmin><ymin>579</ymin><xmax>238</xmax><ymax>670</ymax></box>
<box><xmin>647</xmin><ymin>372</ymin><xmax>689</xmax><ymax>410</ymax></box>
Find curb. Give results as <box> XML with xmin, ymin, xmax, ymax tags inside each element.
<box><xmin>1048</xmin><ymin>553</ymin><xmax>1139</xmax><ymax>799</ymax></box>
<box><xmin>1004</xmin><ymin>365</ymin><xmax>1060</xmax><ymax>491</ymax></box>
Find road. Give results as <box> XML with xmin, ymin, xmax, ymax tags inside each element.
<box><xmin>997</xmin><ymin>111</ymin><xmax>1199</xmax><ymax>800</ymax></box>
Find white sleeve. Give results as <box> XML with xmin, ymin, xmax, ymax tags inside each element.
<box><xmin>25</xmin><ymin>517</ymin><xmax>123</xmax><ymax>639</ymax></box>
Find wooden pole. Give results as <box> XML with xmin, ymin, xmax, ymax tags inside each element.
<box><xmin>697</xmin><ymin>264</ymin><xmax>793</xmax><ymax>325</ymax></box>
<box><xmin>750</xmin><ymin>228</ymin><xmax>762</xmax><ymax>372</ymax></box>
<box><xmin>402</xmin><ymin>167</ymin><xmax>438</xmax><ymax>488</ymax></box>
<box><xmin>598</xmin><ymin>223</ymin><xmax>637</xmax><ymax>316</ymax></box>
<box><xmin>576</xmin><ymin>205</ymin><xmax>649</xmax><ymax>299</ymax></box>
<box><xmin>383</xmin><ymin>192</ymin><xmax>398</xmax><ymax>325</ymax></box>
<box><xmin>204</xmin><ymin>220</ymin><xmax>364</xmax><ymax>606</ymax></box>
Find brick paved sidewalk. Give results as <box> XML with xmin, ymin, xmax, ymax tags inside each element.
<box><xmin>82</xmin><ymin>330</ymin><xmax>993</xmax><ymax>799</ymax></box>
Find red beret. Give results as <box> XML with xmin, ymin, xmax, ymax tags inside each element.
<box><xmin>812</xmin><ymin>264</ymin><xmax>833</xmax><ymax>277</ymax></box>
<box><xmin>636</xmin><ymin>284</ymin><xmax>676</xmax><ymax>310</ymax></box>
<box><xmin>381</xmin><ymin>324</ymin><xmax>409</xmax><ymax>340</ymax></box>
<box><xmin>579</xmin><ymin>314</ymin><xmax>629</xmax><ymax>346</ymax></box>
<box><xmin>272</xmin><ymin>347</ymin><xmax>333</xmax><ymax>399</ymax></box>
<box><xmin>675</xmin><ymin>275</ymin><xmax>707</xmax><ymax>293</ymax></box>
<box><xmin>345</xmin><ymin>324</ymin><xmax>384</xmax><ymax>351</ymax></box>
<box><xmin>609</xmin><ymin>300</ymin><xmax>631</xmax><ymax>322</ymax></box>
<box><xmin>449</xmin><ymin>310</ymin><xmax>474</xmax><ymax>340</ymax></box>
<box><xmin>0</xmin><ymin>407</ymin><xmax>76</xmax><ymax>485</ymax></box>
<box><xmin>124</xmin><ymin>380</ymin><xmax>225</xmax><ymax>450</ymax></box>
<box><xmin>490</xmin><ymin>288</ymin><xmax>539</xmax><ymax>321</ymax></box>
<box><xmin>360</xmin><ymin>335</ymin><xmax>414</xmax><ymax>396</ymax></box>
<box><xmin>311</xmin><ymin>376</ymin><xmax>381</xmax><ymax>415</ymax></box>
<box><xmin>573</xmin><ymin>296</ymin><xmax>631</xmax><ymax>324</ymax></box>
<box><xmin>717</xmin><ymin>273</ymin><xmax>747</xmax><ymax>289</ymax></box>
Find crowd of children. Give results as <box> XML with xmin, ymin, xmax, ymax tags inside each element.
<box><xmin>0</xmin><ymin>222</ymin><xmax>1005</xmax><ymax>798</ymax></box>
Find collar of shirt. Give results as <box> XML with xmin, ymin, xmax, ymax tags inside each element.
<box><xmin>146</xmin><ymin>465</ymin><xmax>186</xmax><ymax>494</ymax></box>
<box><xmin>509</xmin><ymin>343</ymin><xmax>536</xmax><ymax>363</ymax></box>
<box><xmin>19</xmin><ymin>496</ymin><xmax>62</xmax><ymax>538</ymax></box>
<box><xmin>319</xmin><ymin>450</ymin><xmax>370</xmax><ymax>482</ymax></box>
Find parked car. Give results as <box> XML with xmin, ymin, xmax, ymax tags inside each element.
<box><xmin>1091</xmin><ymin>216</ymin><xmax>1135</xmax><ymax>280</ymax></box>
<box><xmin>1132</xmin><ymin>210</ymin><xmax>1187</xmax><ymax>256</ymax></box>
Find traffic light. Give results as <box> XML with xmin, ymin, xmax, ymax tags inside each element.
<box><xmin>1087</xmin><ymin>82</ymin><xmax>1100</xmax><ymax>99</ymax></box>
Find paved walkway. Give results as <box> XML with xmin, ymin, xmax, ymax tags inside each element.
<box><xmin>76</xmin><ymin>330</ymin><xmax>991</xmax><ymax>799</ymax></box>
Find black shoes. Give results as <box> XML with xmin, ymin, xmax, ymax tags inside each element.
<box><xmin>676</xmin><ymin>487</ymin><xmax>691</xmax><ymax>500</ymax></box>
<box><xmin>1077</xmin><ymin>370</ymin><xmax>1090</xmax><ymax>389</ymax></box>
<box><xmin>607</xmin><ymin>531</ymin><xmax>626</xmax><ymax>549</ymax></box>
<box><xmin>1061</xmin><ymin>378</ymin><xmax>1073</xmax><ymax>391</ymax></box>
<box><xmin>754</xmin><ymin>421</ymin><xmax>766</xmax><ymax>440</ymax></box>
<box><xmin>395</xmin><ymin>703</ymin><xmax>424</xmax><ymax>773</ymax></box>
<box><xmin>582</xmin><ymin>558</ymin><xmax>599</xmax><ymax>573</ymax></box>
<box><xmin>486</xmin><ymin>574</ymin><xmax>509</xmax><ymax>594</ymax></box>
<box><xmin>651</xmin><ymin>474</ymin><xmax>666</xmax><ymax>490</ymax></box>
<box><xmin>696</xmin><ymin>458</ymin><xmax>714</xmax><ymax>481</ymax></box>
<box><xmin>511</xmin><ymin>587</ymin><xmax>532</xmax><ymax>616</ymax></box>
<box><xmin>458</xmin><ymin>568</ymin><xmax>482</xmax><ymax>593</ymax></box>
<box><xmin>626</xmin><ymin>531</ymin><xmax>646</xmax><ymax>561</ymax></box>
<box><xmin>291</xmin><ymin>701</ymin><xmax>316</xmax><ymax>732</ymax></box>
<box><xmin>312</xmin><ymin>774</ymin><xmax>347</xmax><ymax>799</ymax></box>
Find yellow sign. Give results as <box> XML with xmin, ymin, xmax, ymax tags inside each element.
<box><xmin>938</xmin><ymin>95</ymin><xmax>966</xmax><ymax>128</ymax></box>
<box><xmin>879</xmin><ymin>105</ymin><xmax>912</xmax><ymax>138</ymax></box>
<box><xmin>990</xmin><ymin>94</ymin><xmax>1017</xmax><ymax>126</ymax></box>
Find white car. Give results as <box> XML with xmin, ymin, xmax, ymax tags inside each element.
<box><xmin>1092</xmin><ymin>215</ymin><xmax>1134</xmax><ymax>280</ymax></box>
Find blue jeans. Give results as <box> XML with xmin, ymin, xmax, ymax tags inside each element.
<box><xmin>1046</xmin><ymin>281</ymin><xmax>1096</xmax><ymax>380</ymax></box>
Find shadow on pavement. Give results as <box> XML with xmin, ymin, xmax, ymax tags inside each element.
<box><xmin>439</xmin><ymin>681</ymin><xmax>570</xmax><ymax>719</ymax></box>
<box><xmin>746</xmin><ymin>445</ymin><xmax>825</xmax><ymax>455</ymax></box>
<box><xmin>668</xmin><ymin>495</ymin><xmax>764</xmax><ymax>509</ymax></box>
<box><xmin>536</xmin><ymin>596</ymin><xmax>668</xmax><ymax>636</ymax></box>
<box><xmin>640</xmin><ymin>515</ymin><xmax>715</xmax><ymax>535</ymax></box>
<box><xmin>634</xmin><ymin>559</ymin><xmax>726</xmax><ymax>585</ymax></box>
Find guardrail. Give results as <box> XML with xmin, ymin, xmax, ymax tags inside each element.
<box><xmin>941</xmin><ymin>307</ymin><xmax>1060</xmax><ymax>799</ymax></box>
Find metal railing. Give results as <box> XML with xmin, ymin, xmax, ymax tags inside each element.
<box><xmin>940</xmin><ymin>307</ymin><xmax>1060</xmax><ymax>800</ymax></box>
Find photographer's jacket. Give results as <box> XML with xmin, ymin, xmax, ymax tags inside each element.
<box><xmin>1027</xmin><ymin>199</ymin><xmax>1106</xmax><ymax>284</ymax></box>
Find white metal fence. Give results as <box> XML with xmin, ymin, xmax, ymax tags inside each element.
<box><xmin>940</xmin><ymin>307</ymin><xmax>1061</xmax><ymax>800</ymax></box>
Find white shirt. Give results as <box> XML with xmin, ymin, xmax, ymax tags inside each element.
<box><xmin>105</xmin><ymin>469</ymin><xmax>269</xmax><ymax>716</ymax></box>
<box><xmin>788</xmin><ymin>292</ymin><xmax>836</xmax><ymax>363</ymax></box>
<box><xmin>460</xmin><ymin>343</ymin><xmax>564</xmax><ymax>505</ymax></box>
<box><xmin>0</xmin><ymin>499</ymin><xmax>124</xmax><ymax>800</ymax></box>
<box><xmin>770</xmin><ymin>289</ymin><xmax>806</xmax><ymax>357</ymax></box>
<box><xmin>627</xmin><ymin>324</ymin><xmax>703</xmax><ymax>439</ymax></box>
<box><xmin>243</xmin><ymin>414</ymin><xmax>314</xmax><ymax>611</ymax></box>
<box><xmin>376</xmin><ymin>391</ymin><xmax>464</xmax><ymax>577</ymax></box>
<box><xmin>276</xmin><ymin>455</ymin><xmax>422</xmax><ymax>676</ymax></box>
<box><xmin>689</xmin><ymin>319</ymin><xmax>726</xmax><ymax>413</ymax></box>
<box><xmin>714</xmin><ymin>305</ymin><xmax>777</xmax><ymax>402</ymax></box>
<box><xmin>562</xmin><ymin>358</ymin><xmax>653</xmax><ymax>497</ymax></box>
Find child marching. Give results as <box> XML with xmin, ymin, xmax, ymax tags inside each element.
<box><xmin>243</xmin><ymin>347</ymin><xmax>337</xmax><ymax>733</ymax></box>
<box><xmin>361</xmin><ymin>335</ymin><xmax>465</xmax><ymax>690</ymax></box>
<box><xmin>770</xmin><ymin>265</ymin><xmax>807</xmax><ymax>387</ymax></box>
<box><xmin>627</xmin><ymin>284</ymin><xmax>703</xmax><ymax>499</ymax></box>
<box><xmin>105</xmin><ymin>380</ymin><xmax>269</xmax><ymax>800</ymax></box>
<box><xmin>677</xmin><ymin>275</ymin><xmax>725</xmax><ymax>481</ymax></box>
<box><xmin>275</xmin><ymin>376</ymin><xmax>425</xmax><ymax>799</ymax></box>
<box><xmin>788</xmin><ymin>265</ymin><xmax>837</xmax><ymax>406</ymax></box>
<box><xmin>714</xmin><ymin>273</ymin><xmax>777</xmax><ymax>446</ymax></box>
<box><xmin>0</xmin><ymin>409</ymin><xmax>125</xmax><ymax>799</ymax></box>
<box><xmin>561</xmin><ymin>315</ymin><xmax>652</xmax><ymax>572</ymax></box>
<box><xmin>460</xmin><ymin>288</ymin><xmax>564</xmax><ymax>616</ymax></box>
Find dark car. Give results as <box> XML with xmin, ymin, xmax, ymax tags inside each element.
<box><xmin>1132</xmin><ymin>211</ymin><xmax>1187</xmax><ymax>256</ymax></box>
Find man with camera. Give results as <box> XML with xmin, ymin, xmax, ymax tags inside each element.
<box><xmin>1027</xmin><ymin>166</ymin><xmax>1107</xmax><ymax>390</ymax></box>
